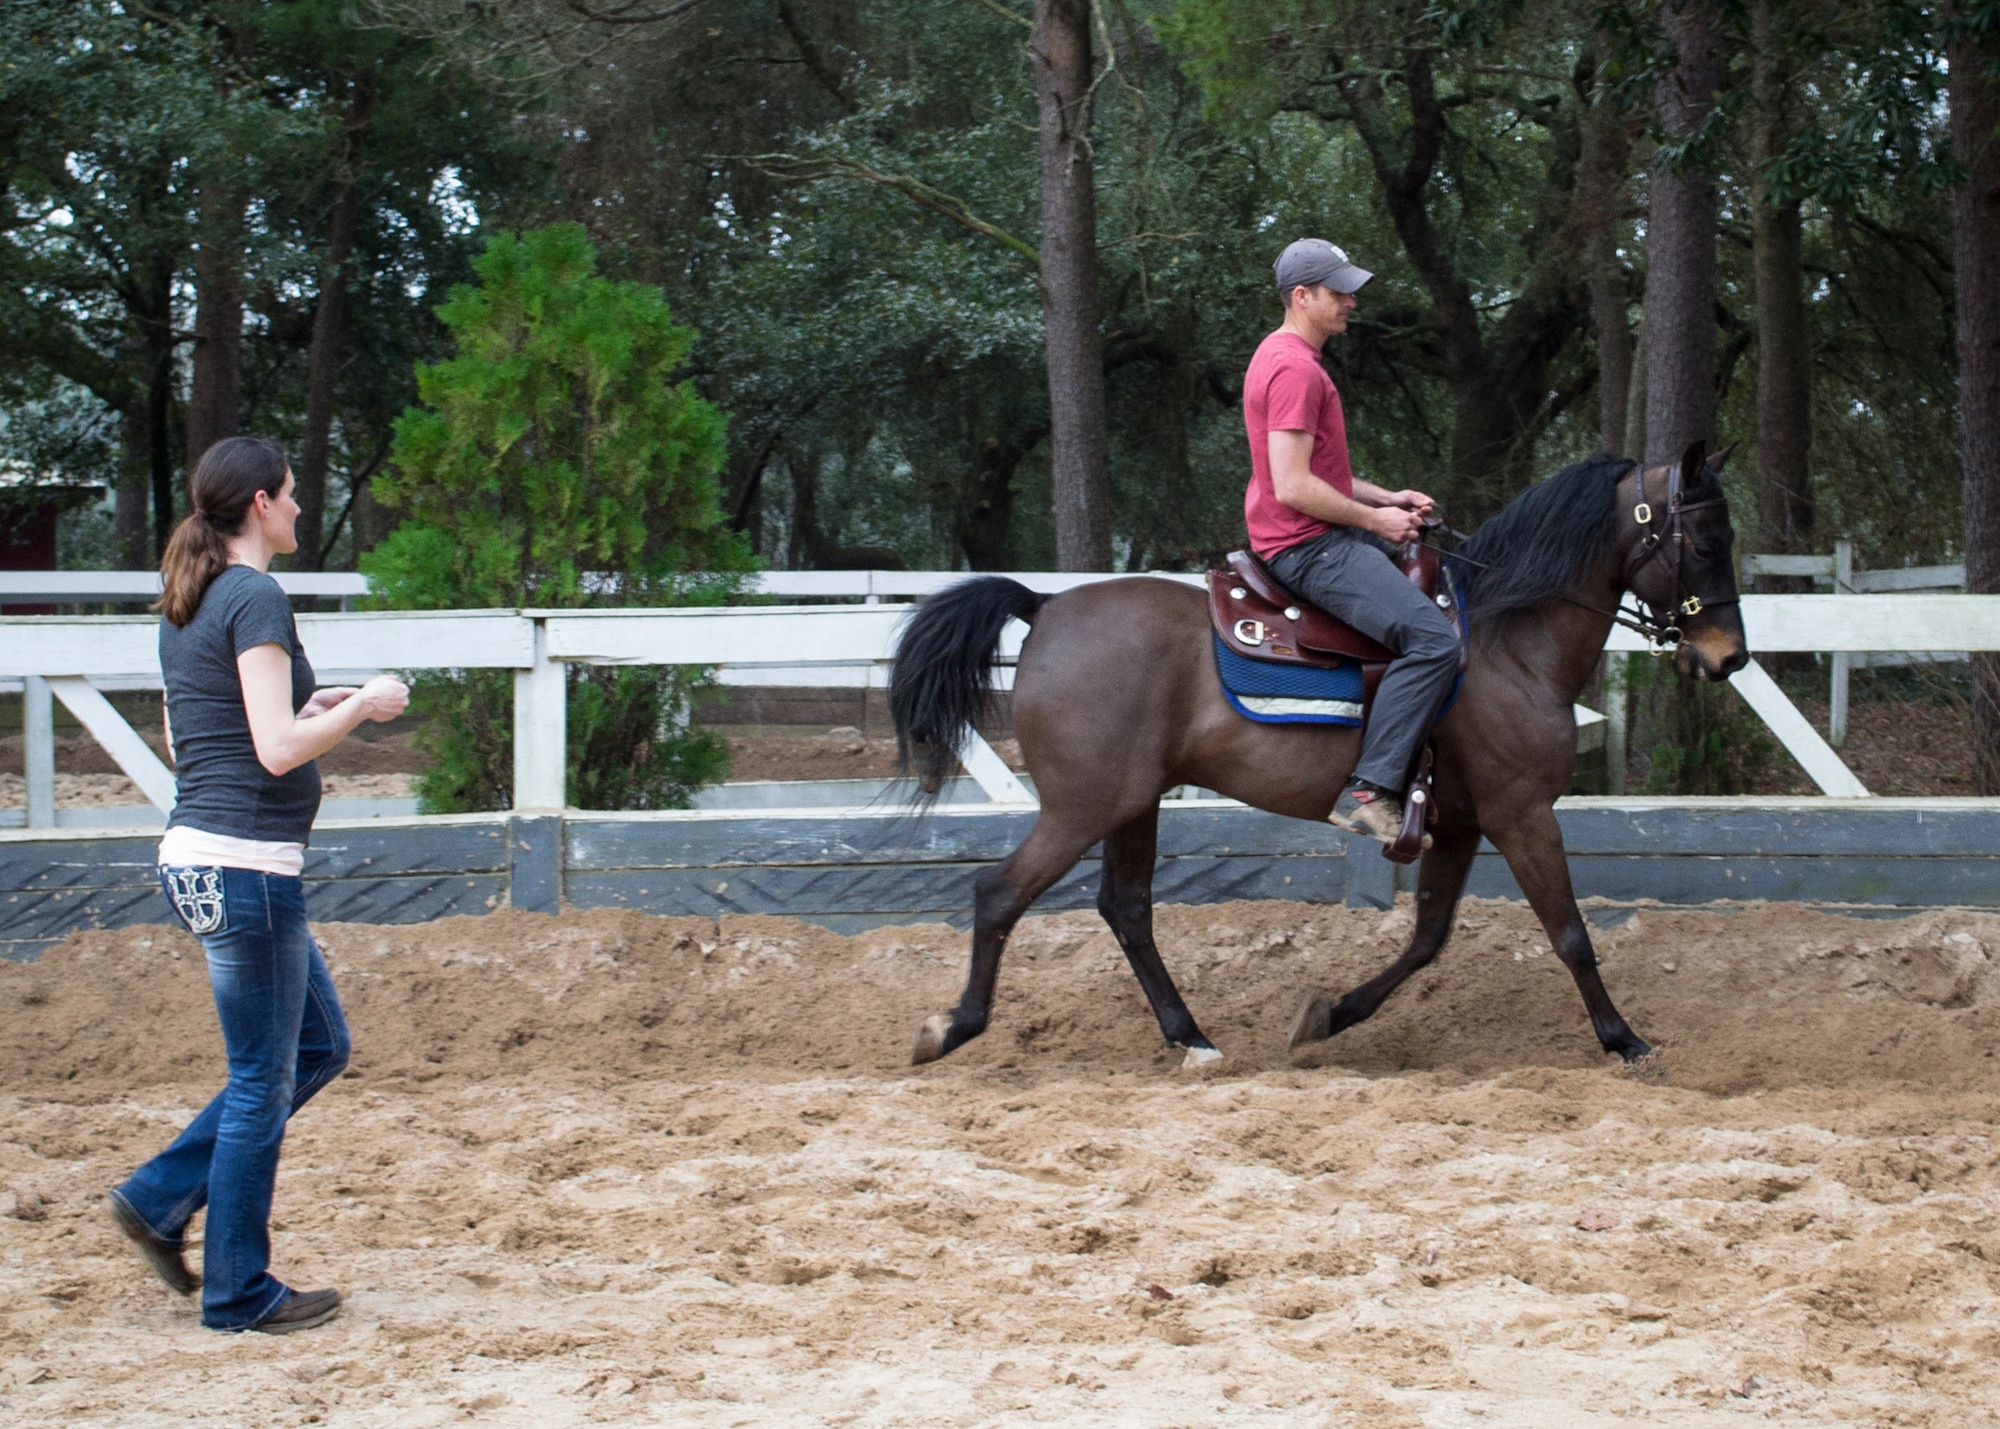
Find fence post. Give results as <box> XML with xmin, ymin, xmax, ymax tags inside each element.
<box><xmin>1602</xmin><ymin>654</ymin><xmax>1628</xmax><ymax>795</ymax></box>
<box><xmin>24</xmin><ymin>674</ymin><xmax>55</xmax><ymax>829</ymax></box>
<box><xmin>1830</xmin><ymin>538</ymin><xmax>1853</xmax><ymax>746</ymax></box>
<box><xmin>512</xmin><ymin>618</ymin><xmax>566</xmax><ymax>809</ymax></box>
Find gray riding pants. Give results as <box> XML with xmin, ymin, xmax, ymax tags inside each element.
<box><xmin>1266</xmin><ymin>525</ymin><xmax>1461</xmax><ymax>791</ymax></box>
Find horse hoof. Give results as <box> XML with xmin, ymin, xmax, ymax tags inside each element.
<box><xmin>1180</xmin><ymin>1044</ymin><xmax>1223</xmax><ymax>1069</ymax></box>
<box><xmin>1287</xmin><ymin>996</ymin><xmax>1333</xmax><ymax>1050</ymax></box>
<box><xmin>1619</xmin><ymin>1046</ymin><xmax>1665</xmax><ymax>1083</ymax></box>
<box><xmin>910</xmin><ymin>1014</ymin><xmax>954</xmax><ymax>1065</ymax></box>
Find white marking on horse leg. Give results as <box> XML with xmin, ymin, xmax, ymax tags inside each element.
<box><xmin>910</xmin><ymin>1013</ymin><xmax>954</xmax><ymax>1065</ymax></box>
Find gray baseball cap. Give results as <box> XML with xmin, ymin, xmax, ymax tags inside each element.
<box><xmin>1273</xmin><ymin>238</ymin><xmax>1373</xmax><ymax>295</ymax></box>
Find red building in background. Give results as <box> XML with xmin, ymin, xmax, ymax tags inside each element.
<box><xmin>0</xmin><ymin>474</ymin><xmax>105</xmax><ymax>614</ymax></box>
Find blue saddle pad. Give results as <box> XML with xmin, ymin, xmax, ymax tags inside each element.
<box><xmin>1213</xmin><ymin>634</ymin><xmax>1366</xmax><ymax>726</ymax></box>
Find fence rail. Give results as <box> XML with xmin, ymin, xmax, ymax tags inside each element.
<box><xmin>1741</xmin><ymin>540</ymin><xmax>1969</xmax><ymax>745</ymax></box>
<box><xmin>5</xmin><ymin>582</ymin><xmax>1999</xmax><ymax>826</ymax></box>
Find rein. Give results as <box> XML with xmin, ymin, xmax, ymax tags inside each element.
<box><xmin>1423</xmin><ymin>457</ymin><xmax>1737</xmax><ymax>653</ymax></box>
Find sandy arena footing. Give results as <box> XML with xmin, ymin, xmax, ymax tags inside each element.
<box><xmin>3</xmin><ymin>898</ymin><xmax>1999</xmax><ymax>1426</ymax></box>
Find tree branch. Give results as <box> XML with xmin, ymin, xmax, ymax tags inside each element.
<box><xmin>561</xmin><ymin>0</ymin><xmax>705</xmax><ymax>25</ymax></box>
<box><xmin>745</xmin><ymin>153</ymin><xmax>1041</xmax><ymax>265</ymax></box>
<box><xmin>776</xmin><ymin>0</ymin><xmax>855</xmax><ymax>113</ymax></box>
<box><xmin>965</xmin><ymin>0</ymin><xmax>1033</xmax><ymax>29</ymax></box>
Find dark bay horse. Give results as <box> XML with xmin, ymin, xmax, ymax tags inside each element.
<box><xmin>889</xmin><ymin>448</ymin><xmax>1750</xmax><ymax>1068</ymax></box>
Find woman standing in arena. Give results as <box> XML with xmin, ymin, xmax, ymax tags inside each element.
<box><xmin>104</xmin><ymin>436</ymin><xmax>408</xmax><ymax>1333</ymax></box>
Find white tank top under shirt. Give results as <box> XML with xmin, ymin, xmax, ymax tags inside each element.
<box><xmin>157</xmin><ymin>825</ymin><xmax>306</xmax><ymax>878</ymax></box>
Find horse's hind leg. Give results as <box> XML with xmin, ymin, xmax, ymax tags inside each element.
<box><xmin>1289</xmin><ymin>822</ymin><xmax>1480</xmax><ymax>1050</ymax></box>
<box><xmin>1097</xmin><ymin>806</ymin><xmax>1219</xmax><ymax>1066</ymax></box>
<box><xmin>1487</xmin><ymin>807</ymin><xmax>1651</xmax><ymax>1062</ymax></box>
<box><xmin>911</xmin><ymin>814</ymin><xmax>1104</xmax><ymax>1065</ymax></box>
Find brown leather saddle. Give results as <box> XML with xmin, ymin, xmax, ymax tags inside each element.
<box><xmin>1208</xmin><ymin>544</ymin><xmax>1464</xmax><ymax>674</ymax></box>
<box><xmin>1205</xmin><ymin>544</ymin><xmax>1468</xmax><ymax>863</ymax></box>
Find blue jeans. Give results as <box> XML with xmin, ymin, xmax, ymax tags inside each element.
<box><xmin>117</xmin><ymin>867</ymin><xmax>350</xmax><ymax>1330</ymax></box>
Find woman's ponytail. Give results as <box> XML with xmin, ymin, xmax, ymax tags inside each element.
<box><xmin>155</xmin><ymin>436</ymin><xmax>290</xmax><ymax>626</ymax></box>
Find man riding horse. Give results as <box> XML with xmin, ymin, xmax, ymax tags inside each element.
<box><xmin>1245</xmin><ymin>239</ymin><xmax>1461</xmax><ymax>846</ymax></box>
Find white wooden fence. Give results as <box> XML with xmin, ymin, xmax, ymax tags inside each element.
<box><xmin>1741</xmin><ymin>539</ymin><xmax>1966</xmax><ymax>746</ymax></box>
<box><xmin>5</xmin><ymin>575</ymin><xmax>1999</xmax><ymax>824</ymax></box>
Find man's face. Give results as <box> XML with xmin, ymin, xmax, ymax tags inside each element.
<box><xmin>1292</xmin><ymin>283</ymin><xmax>1357</xmax><ymax>338</ymax></box>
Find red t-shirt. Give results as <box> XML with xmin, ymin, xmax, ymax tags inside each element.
<box><xmin>1242</xmin><ymin>330</ymin><xmax>1354</xmax><ymax>557</ymax></box>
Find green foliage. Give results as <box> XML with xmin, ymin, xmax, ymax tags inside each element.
<box><xmin>0</xmin><ymin>0</ymin><xmax>1983</xmax><ymax>588</ymax></box>
<box><xmin>364</xmin><ymin>224</ymin><xmax>752</xmax><ymax>812</ymax></box>
<box><xmin>1616</xmin><ymin>654</ymin><xmax>1779</xmax><ymax>796</ymax></box>
<box><xmin>0</xmin><ymin>0</ymin><xmax>552</xmax><ymax>566</ymax></box>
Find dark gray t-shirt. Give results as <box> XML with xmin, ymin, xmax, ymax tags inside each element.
<box><xmin>160</xmin><ymin>565</ymin><xmax>321</xmax><ymax>843</ymax></box>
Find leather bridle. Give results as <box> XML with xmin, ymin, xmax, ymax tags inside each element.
<box><xmin>1425</xmin><ymin>453</ymin><xmax>1739</xmax><ymax>653</ymax></box>
<box><xmin>1617</xmin><ymin>455</ymin><xmax>1739</xmax><ymax>652</ymax></box>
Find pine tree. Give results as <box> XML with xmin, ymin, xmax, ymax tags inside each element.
<box><xmin>364</xmin><ymin>224</ymin><xmax>753</xmax><ymax>811</ymax></box>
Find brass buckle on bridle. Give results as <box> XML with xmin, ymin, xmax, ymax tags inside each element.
<box><xmin>1648</xmin><ymin>625</ymin><xmax>1684</xmax><ymax>656</ymax></box>
<box><xmin>1679</xmin><ymin>595</ymin><xmax>1703</xmax><ymax>616</ymax></box>
<box><xmin>1633</xmin><ymin>501</ymin><xmax>1653</xmax><ymax>525</ymax></box>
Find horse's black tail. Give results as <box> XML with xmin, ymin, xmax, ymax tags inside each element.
<box><xmin>889</xmin><ymin>577</ymin><xmax>1047</xmax><ymax>801</ymax></box>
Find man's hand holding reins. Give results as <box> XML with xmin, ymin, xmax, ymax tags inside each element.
<box><xmin>1353</xmin><ymin>484</ymin><xmax>1434</xmax><ymax>543</ymax></box>
<box><xmin>1364</xmin><ymin>504</ymin><xmax>1428</xmax><ymax>544</ymax></box>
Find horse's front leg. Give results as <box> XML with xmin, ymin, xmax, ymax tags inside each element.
<box><xmin>1289</xmin><ymin>821</ymin><xmax>1480</xmax><ymax>1049</ymax></box>
<box><xmin>1485</xmin><ymin>805</ymin><xmax>1651</xmax><ymax>1062</ymax></box>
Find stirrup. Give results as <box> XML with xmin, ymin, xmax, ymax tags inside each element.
<box><xmin>1384</xmin><ymin>745</ymin><xmax>1437</xmax><ymax>864</ymax></box>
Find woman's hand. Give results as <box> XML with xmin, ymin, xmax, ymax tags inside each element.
<box><xmin>240</xmin><ymin>648</ymin><xmax>410</xmax><ymax>776</ymax></box>
<box><xmin>303</xmin><ymin>678</ymin><xmax>409</xmax><ymax>723</ymax></box>
<box><xmin>354</xmin><ymin>675</ymin><xmax>410</xmax><ymax>723</ymax></box>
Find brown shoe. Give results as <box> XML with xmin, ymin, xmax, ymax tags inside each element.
<box><xmin>1329</xmin><ymin>782</ymin><xmax>1417</xmax><ymax>846</ymax></box>
<box><xmin>105</xmin><ymin>1191</ymin><xmax>198</xmax><ymax>1296</ymax></box>
<box><xmin>249</xmin><ymin>1287</ymin><xmax>342</xmax><ymax>1334</ymax></box>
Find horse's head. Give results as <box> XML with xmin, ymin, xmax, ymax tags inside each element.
<box><xmin>1619</xmin><ymin>443</ymin><xmax>1749</xmax><ymax>682</ymax></box>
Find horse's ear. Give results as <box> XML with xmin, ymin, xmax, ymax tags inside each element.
<box><xmin>1706</xmin><ymin>441</ymin><xmax>1737</xmax><ymax>475</ymax></box>
<box><xmin>1678</xmin><ymin>440</ymin><xmax>1708</xmax><ymax>488</ymax></box>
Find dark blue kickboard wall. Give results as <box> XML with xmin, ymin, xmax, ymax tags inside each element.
<box><xmin>4</xmin><ymin>801</ymin><xmax>1997</xmax><ymax>960</ymax></box>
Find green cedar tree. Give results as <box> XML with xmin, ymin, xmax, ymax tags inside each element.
<box><xmin>364</xmin><ymin>223</ymin><xmax>753</xmax><ymax>812</ymax></box>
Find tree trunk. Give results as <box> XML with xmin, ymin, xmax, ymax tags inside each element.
<box><xmin>350</xmin><ymin>475</ymin><xmax>395</xmax><ymax>558</ymax></box>
<box><xmin>1033</xmin><ymin>0</ymin><xmax>1111</xmax><ymax>571</ymax></box>
<box><xmin>1949</xmin><ymin>4</ymin><xmax>2000</xmax><ymax>793</ymax></box>
<box><xmin>1624</xmin><ymin>314</ymin><xmax>1648</xmax><ymax>459</ymax></box>
<box><xmin>1643</xmin><ymin>0</ymin><xmax>1723</xmax><ymax>464</ymax></box>
<box><xmin>786</xmin><ymin>452</ymin><xmax>904</xmax><ymax>569</ymax></box>
<box><xmin>114</xmin><ymin>402</ymin><xmax>150</xmax><ymax>571</ymax></box>
<box><xmin>148</xmin><ymin>315</ymin><xmax>174</xmax><ymax>560</ymax></box>
<box><xmin>186</xmin><ymin>182</ymin><xmax>245</xmax><ymax>473</ymax></box>
<box><xmin>127</xmin><ymin>252</ymin><xmax>178</xmax><ymax>564</ymax></box>
<box><xmin>1642</xmin><ymin>0</ymin><xmax>1725</xmax><ymax>792</ymax></box>
<box><xmin>958</xmin><ymin>426</ymin><xmax>1044</xmax><ymax>571</ymax></box>
<box><xmin>1579</xmin><ymin>37</ymin><xmax>1635</xmax><ymax>455</ymax></box>
<box><xmin>1751</xmin><ymin>0</ymin><xmax>1813</xmax><ymax>561</ymax></box>
<box><xmin>293</xmin><ymin>77</ymin><xmax>375</xmax><ymax>573</ymax></box>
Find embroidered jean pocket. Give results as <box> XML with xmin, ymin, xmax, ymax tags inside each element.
<box><xmin>160</xmin><ymin>866</ymin><xmax>228</xmax><ymax>936</ymax></box>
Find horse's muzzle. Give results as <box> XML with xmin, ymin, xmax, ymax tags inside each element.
<box><xmin>1675</xmin><ymin>629</ymin><xmax>1750</xmax><ymax>682</ymax></box>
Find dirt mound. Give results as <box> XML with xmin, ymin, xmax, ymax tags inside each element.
<box><xmin>7</xmin><ymin>899</ymin><xmax>2000</xmax><ymax>1095</ymax></box>
<box><xmin>6</xmin><ymin>899</ymin><xmax>2000</xmax><ymax>1427</ymax></box>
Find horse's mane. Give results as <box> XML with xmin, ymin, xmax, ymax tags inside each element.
<box><xmin>1454</xmin><ymin>452</ymin><xmax>1646</xmax><ymax>623</ymax></box>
